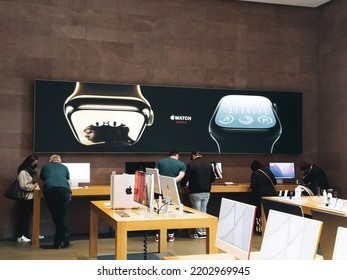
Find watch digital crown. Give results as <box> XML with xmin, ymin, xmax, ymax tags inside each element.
<box><xmin>64</xmin><ymin>82</ymin><xmax>154</xmax><ymax>146</ymax></box>
<box><xmin>209</xmin><ymin>95</ymin><xmax>282</xmax><ymax>153</ymax></box>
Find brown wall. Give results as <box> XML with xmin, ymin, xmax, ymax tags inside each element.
<box><xmin>318</xmin><ymin>0</ymin><xmax>347</xmax><ymax>199</ymax></box>
<box><xmin>0</xmin><ymin>0</ymin><xmax>329</xmax><ymax>238</ymax></box>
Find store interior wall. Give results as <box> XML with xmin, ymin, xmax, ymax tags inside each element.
<box><xmin>0</xmin><ymin>0</ymin><xmax>343</xmax><ymax>238</ymax></box>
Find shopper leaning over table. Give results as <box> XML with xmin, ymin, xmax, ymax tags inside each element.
<box><xmin>40</xmin><ymin>154</ymin><xmax>72</xmax><ymax>249</ymax></box>
<box><xmin>250</xmin><ymin>160</ymin><xmax>277</xmax><ymax>235</ymax></box>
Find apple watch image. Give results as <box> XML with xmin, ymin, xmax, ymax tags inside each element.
<box><xmin>208</xmin><ymin>95</ymin><xmax>282</xmax><ymax>153</ymax></box>
<box><xmin>64</xmin><ymin>82</ymin><xmax>154</xmax><ymax>146</ymax></box>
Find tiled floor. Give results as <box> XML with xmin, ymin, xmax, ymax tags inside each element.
<box><xmin>0</xmin><ymin>231</ymin><xmax>263</xmax><ymax>260</ymax></box>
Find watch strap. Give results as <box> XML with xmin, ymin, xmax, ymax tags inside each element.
<box><xmin>213</xmin><ymin>138</ymin><xmax>276</xmax><ymax>153</ymax></box>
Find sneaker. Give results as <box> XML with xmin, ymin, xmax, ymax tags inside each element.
<box><xmin>154</xmin><ymin>234</ymin><xmax>159</xmax><ymax>243</ymax></box>
<box><xmin>17</xmin><ymin>235</ymin><xmax>31</xmax><ymax>243</ymax></box>
<box><xmin>189</xmin><ymin>233</ymin><xmax>198</xmax><ymax>239</ymax></box>
<box><xmin>167</xmin><ymin>233</ymin><xmax>175</xmax><ymax>242</ymax></box>
<box><xmin>196</xmin><ymin>232</ymin><xmax>206</xmax><ymax>239</ymax></box>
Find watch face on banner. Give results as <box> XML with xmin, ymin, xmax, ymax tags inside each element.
<box><xmin>33</xmin><ymin>80</ymin><xmax>301</xmax><ymax>154</ymax></box>
<box><xmin>64</xmin><ymin>82</ymin><xmax>154</xmax><ymax>146</ymax></box>
<box><xmin>208</xmin><ymin>95</ymin><xmax>283</xmax><ymax>153</ymax></box>
<box><xmin>213</xmin><ymin>95</ymin><xmax>278</xmax><ymax>129</ymax></box>
<box><xmin>68</xmin><ymin>110</ymin><xmax>146</xmax><ymax>145</ymax></box>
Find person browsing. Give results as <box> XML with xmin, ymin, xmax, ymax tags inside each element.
<box><xmin>300</xmin><ymin>161</ymin><xmax>329</xmax><ymax>195</ymax></box>
<box><xmin>180</xmin><ymin>151</ymin><xmax>215</xmax><ymax>239</ymax></box>
<box><xmin>40</xmin><ymin>154</ymin><xmax>72</xmax><ymax>249</ymax></box>
<box><xmin>250</xmin><ymin>160</ymin><xmax>277</xmax><ymax>235</ymax></box>
<box><xmin>154</xmin><ymin>149</ymin><xmax>186</xmax><ymax>242</ymax></box>
<box><xmin>15</xmin><ymin>154</ymin><xmax>43</xmax><ymax>243</ymax></box>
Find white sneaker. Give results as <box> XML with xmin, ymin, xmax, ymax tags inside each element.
<box><xmin>17</xmin><ymin>235</ymin><xmax>31</xmax><ymax>243</ymax></box>
<box><xmin>196</xmin><ymin>232</ymin><xmax>206</xmax><ymax>239</ymax></box>
<box><xmin>39</xmin><ymin>235</ymin><xmax>44</xmax><ymax>240</ymax></box>
<box><xmin>189</xmin><ymin>231</ymin><xmax>206</xmax><ymax>239</ymax></box>
<box><xmin>189</xmin><ymin>233</ymin><xmax>198</xmax><ymax>239</ymax></box>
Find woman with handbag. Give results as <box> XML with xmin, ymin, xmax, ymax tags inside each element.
<box><xmin>250</xmin><ymin>160</ymin><xmax>277</xmax><ymax>235</ymax></box>
<box><xmin>16</xmin><ymin>154</ymin><xmax>42</xmax><ymax>243</ymax></box>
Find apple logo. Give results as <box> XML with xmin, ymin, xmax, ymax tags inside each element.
<box><xmin>126</xmin><ymin>186</ymin><xmax>132</xmax><ymax>195</ymax></box>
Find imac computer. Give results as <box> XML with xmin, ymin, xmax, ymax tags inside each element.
<box><xmin>269</xmin><ymin>162</ymin><xmax>295</xmax><ymax>184</ymax></box>
<box><xmin>62</xmin><ymin>163</ymin><xmax>90</xmax><ymax>188</ymax></box>
<box><xmin>216</xmin><ymin>198</ymin><xmax>256</xmax><ymax>260</ymax></box>
<box><xmin>159</xmin><ymin>175</ymin><xmax>181</xmax><ymax>206</ymax></box>
<box><xmin>145</xmin><ymin>167</ymin><xmax>162</xmax><ymax>196</ymax></box>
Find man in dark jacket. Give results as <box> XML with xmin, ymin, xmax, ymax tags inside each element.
<box><xmin>181</xmin><ymin>151</ymin><xmax>215</xmax><ymax>239</ymax></box>
<box><xmin>300</xmin><ymin>161</ymin><xmax>329</xmax><ymax>195</ymax></box>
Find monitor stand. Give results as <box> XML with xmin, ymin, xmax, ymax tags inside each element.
<box><xmin>163</xmin><ymin>196</ymin><xmax>171</xmax><ymax>214</ymax></box>
<box><xmin>70</xmin><ymin>180</ymin><xmax>80</xmax><ymax>188</ymax></box>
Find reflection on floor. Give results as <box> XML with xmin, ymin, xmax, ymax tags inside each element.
<box><xmin>0</xmin><ymin>231</ymin><xmax>263</xmax><ymax>260</ymax></box>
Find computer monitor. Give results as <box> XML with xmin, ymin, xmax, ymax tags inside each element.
<box><xmin>133</xmin><ymin>171</ymin><xmax>154</xmax><ymax>209</ymax></box>
<box><xmin>125</xmin><ymin>161</ymin><xmax>155</xmax><ymax>174</ymax></box>
<box><xmin>211</xmin><ymin>162</ymin><xmax>223</xmax><ymax>180</ymax></box>
<box><xmin>216</xmin><ymin>198</ymin><xmax>256</xmax><ymax>260</ymax></box>
<box><xmin>311</xmin><ymin>209</ymin><xmax>347</xmax><ymax>260</ymax></box>
<box><xmin>145</xmin><ymin>167</ymin><xmax>161</xmax><ymax>195</ymax></box>
<box><xmin>62</xmin><ymin>163</ymin><xmax>90</xmax><ymax>187</ymax></box>
<box><xmin>269</xmin><ymin>162</ymin><xmax>295</xmax><ymax>179</ymax></box>
<box><xmin>159</xmin><ymin>175</ymin><xmax>181</xmax><ymax>206</ymax></box>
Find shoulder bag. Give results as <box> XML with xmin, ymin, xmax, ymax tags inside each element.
<box><xmin>258</xmin><ymin>169</ymin><xmax>275</xmax><ymax>187</ymax></box>
<box><xmin>4</xmin><ymin>178</ymin><xmax>30</xmax><ymax>200</ymax></box>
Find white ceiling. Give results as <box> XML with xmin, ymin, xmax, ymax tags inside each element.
<box><xmin>238</xmin><ymin>0</ymin><xmax>331</xmax><ymax>8</ymax></box>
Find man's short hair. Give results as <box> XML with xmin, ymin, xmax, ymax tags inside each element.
<box><xmin>191</xmin><ymin>151</ymin><xmax>202</xmax><ymax>157</ymax></box>
<box><xmin>169</xmin><ymin>149</ymin><xmax>179</xmax><ymax>157</ymax></box>
<box><xmin>49</xmin><ymin>154</ymin><xmax>61</xmax><ymax>163</ymax></box>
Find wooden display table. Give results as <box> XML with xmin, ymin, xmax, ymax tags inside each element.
<box><xmin>261</xmin><ymin>196</ymin><xmax>347</xmax><ymax>232</ymax></box>
<box><xmin>211</xmin><ymin>183</ymin><xmax>296</xmax><ymax>193</ymax></box>
<box><xmin>32</xmin><ymin>183</ymin><xmax>296</xmax><ymax>246</ymax></box>
<box><xmin>89</xmin><ymin>200</ymin><xmax>218</xmax><ymax>260</ymax></box>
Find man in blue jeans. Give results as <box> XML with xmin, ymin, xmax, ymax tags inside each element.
<box><xmin>155</xmin><ymin>149</ymin><xmax>186</xmax><ymax>242</ymax></box>
<box><xmin>180</xmin><ymin>151</ymin><xmax>216</xmax><ymax>239</ymax></box>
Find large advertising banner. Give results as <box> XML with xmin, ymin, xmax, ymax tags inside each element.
<box><xmin>34</xmin><ymin>80</ymin><xmax>302</xmax><ymax>154</ymax></box>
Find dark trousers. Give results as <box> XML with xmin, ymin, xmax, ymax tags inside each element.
<box><xmin>17</xmin><ymin>199</ymin><xmax>33</xmax><ymax>238</ymax></box>
<box><xmin>44</xmin><ymin>187</ymin><xmax>70</xmax><ymax>248</ymax></box>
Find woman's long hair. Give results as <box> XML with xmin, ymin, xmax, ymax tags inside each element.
<box><xmin>17</xmin><ymin>154</ymin><xmax>38</xmax><ymax>182</ymax></box>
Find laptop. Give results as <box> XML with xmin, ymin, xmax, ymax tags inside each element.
<box><xmin>159</xmin><ymin>175</ymin><xmax>181</xmax><ymax>206</ymax></box>
<box><xmin>110</xmin><ymin>172</ymin><xmax>139</xmax><ymax>209</ymax></box>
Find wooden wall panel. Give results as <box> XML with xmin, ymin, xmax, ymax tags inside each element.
<box><xmin>0</xmin><ymin>0</ymin><xmax>319</xmax><ymax>239</ymax></box>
